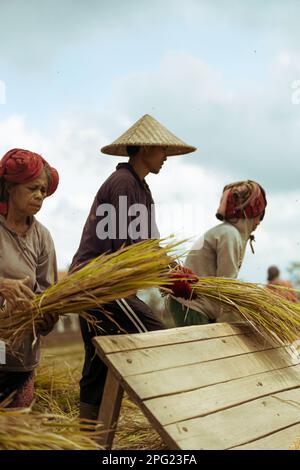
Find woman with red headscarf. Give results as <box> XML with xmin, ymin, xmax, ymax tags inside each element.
<box><xmin>168</xmin><ymin>180</ymin><xmax>267</xmax><ymax>326</ymax></box>
<box><xmin>0</xmin><ymin>148</ymin><xmax>59</xmax><ymax>408</ymax></box>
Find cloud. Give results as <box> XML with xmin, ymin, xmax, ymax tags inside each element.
<box><xmin>104</xmin><ymin>50</ymin><xmax>300</xmax><ymax>192</ymax></box>
<box><xmin>184</xmin><ymin>0</ymin><xmax>300</xmax><ymax>41</ymax></box>
<box><xmin>2</xmin><ymin>3</ymin><xmax>300</xmax><ymax>283</ymax></box>
<box><xmin>1</xmin><ymin>113</ymin><xmax>300</xmax><ymax>283</ymax></box>
<box><xmin>0</xmin><ymin>0</ymin><xmax>176</xmax><ymax>71</ymax></box>
<box><xmin>2</xmin><ymin>2</ymin><xmax>300</xmax><ymax>198</ymax></box>
<box><xmin>239</xmin><ymin>191</ymin><xmax>300</xmax><ymax>282</ymax></box>
<box><xmin>0</xmin><ymin>114</ymin><xmax>116</xmax><ymax>267</ymax></box>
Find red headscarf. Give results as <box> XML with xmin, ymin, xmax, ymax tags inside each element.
<box><xmin>216</xmin><ymin>180</ymin><xmax>267</xmax><ymax>222</ymax></box>
<box><xmin>0</xmin><ymin>148</ymin><xmax>59</xmax><ymax>215</ymax></box>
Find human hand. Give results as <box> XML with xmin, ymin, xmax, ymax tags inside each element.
<box><xmin>38</xmin><ymin>312</ymin><xmax>58</xmax><ymax>336</ymax></box>
<box><xmin>0</xmin><ymin>277</ymin><xmax>34</xmax><ymax>309</ymax></box>
<box><xmin>168</xmin><ymin>266</ymin><xmax>199</xmax><ymax>300</ymax></box>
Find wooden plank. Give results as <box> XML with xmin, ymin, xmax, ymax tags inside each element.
<box><xmin>103</xmin><ymin>333</ymin><xmax>272</xmax><ymax>377</ymax></box>
<box><xmin>126</xmin><ymin>348</ymin><xmax>297</xmax><ymax>399</ymax></box>
<box><xmin>231</xmin><ymin>422</ymin><xmax>300</xmax><ymax>450</ymax></box>
<box><xmin>164</xmin><ymin>388</ymin><xmax>300</xmax><ymax>450</ymax></box>
<box><xmin>95</xmin><ymin>369</ymin><xmax>124</xmax><ymax>450</ymax></box>
<box><xmin>93</xmin><ymin>323</ymin><xmax>250</xmax><ymax>354</ymax></box>
<box><xmin>144</xmin><ymin>364</ymin><xmax>300</xmax><ymax>425</ymax></box>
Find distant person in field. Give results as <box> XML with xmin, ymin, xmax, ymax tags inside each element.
<box><xmin>267</xmin><ymin>266</ymin><xmax>298</xmax><ymax>303</ymax></box>
<box><xmin>168</xmin><ymin>180</ymin><xmax>267</xmax><ymax>325</ymax></box>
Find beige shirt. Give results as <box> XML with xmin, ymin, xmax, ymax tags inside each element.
<box><xmin>174</xmin><ymin>220</ymin><xmax>255</xmax><ymax>322</ymax></box>
<box><xmin>0</xmin><ymin>215</ymin><xmax>57</xmax><ymax>371</ymax></box>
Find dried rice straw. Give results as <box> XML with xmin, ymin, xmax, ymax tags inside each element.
<box><xmin>0</xmin><ymin>238</ymin><xmax>182</xmax><ymax>350</ymax></box>
<box><xmin>192</xmin><ymin>277</ymin><xmax>300</xmax><ymax>347</ymax></box>
<box><xmin>0</xmin><ymin>409</ymin><xmax>103</xmax><ymax>450</ymax></box>
<box><xmin>290</xmin><ymin>435</ymin><xmax>300</xmax><ymax>450</ymax></box>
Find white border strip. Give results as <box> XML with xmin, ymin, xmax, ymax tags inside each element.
<box><xmin>0</xmin><ymin>340</ymin><xmax>6</xmax><ymax>364</ymax></box>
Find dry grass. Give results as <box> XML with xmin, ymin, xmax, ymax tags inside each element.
<box><xmin>0</xmin><ymin>343</ymin><xmax>106</xmax><ymax>450</ymax></box>
<box><xmin>0</xmin><ymin>341</ymin><xmax>163</xmax><ymax>450</ymax></box>
<box><xmin>0</xmin><ymin>238</ymin><xmax>181</xmax><ymax>349</ymax></box>
<box><xmin>0</xmin><ymin>409</ymin><xmax>103</xmax><ymax>450</ymax></box>
<box><xmin>34</xmin><ymin>342</ymin><xmax>165</xmax><ymax>450</ymax></box>
<box><xmin>290</xmin><ymin>436</ymin><xmax>300</xmax><ymax>450</ymax></box>
<box><xmin>113</xmin><ymin>397</ymin><xmax>166</xmax><ymax>450</ymax></box>
<box><xmin>192</xmin><ymin>277</ymin><xmax>300</xmax><ymax>347</ymax></box>
<box><xmin>34</xmin><ymin>343</ymin><xmax>83</xmax><ymax>417</ymax></box>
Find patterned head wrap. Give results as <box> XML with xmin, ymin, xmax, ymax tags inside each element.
<box><xmin>0</xmin><ymin>148</ymin><xmax>59</xmax><ymax>215</ymax></box>
<box><xmin>216</xmin><ymin>180</ymin><xmax>267</xmax><ymax>222</ymax></box>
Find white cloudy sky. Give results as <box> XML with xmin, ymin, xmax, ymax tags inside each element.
<box><xmin>1</xmin><ymin>0</ymin><xmax>300</xmax><ymax>282</ymax></box>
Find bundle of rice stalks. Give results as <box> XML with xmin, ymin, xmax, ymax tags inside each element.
<box><xmin>0</xmin><ymin>238</ymin><xmax>180</xmax><ymax>349</ymax></box>
<box><xmin>192</xmin><ymin>277</ymin><xmax>300</xmax><ymax>347</ymax></box>
<box><xmin>0</xmin><ymin>409</ymin><xmax>103</xmax><ymax>450</ymax></box>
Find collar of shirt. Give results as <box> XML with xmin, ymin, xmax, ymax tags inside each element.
<box><xmin>0</xmin><ymin>214</ymin><xmax>36</xmax><ymax>238</ymax></box>
<box><xmin>116</xmin><ymin>162</ymin><xmax>152</xmax><ymax>194</ymax></box>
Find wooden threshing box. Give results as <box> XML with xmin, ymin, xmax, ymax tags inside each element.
<box><xmin>93</xmin><ymin>323</ymin><xmax>300</xmax><ymax>450</ymax></box>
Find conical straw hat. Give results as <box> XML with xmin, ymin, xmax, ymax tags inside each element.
<box><xmin>101</xmin><ymin>114</ymin><xmax>196</xmax><ymax>156</ymax></box>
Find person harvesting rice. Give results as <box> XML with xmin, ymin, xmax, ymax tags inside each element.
<box><xmin>69</xmin><ymin>114</ymin><xmax>196</xmax><ymax>422</ymax></box>
<box><xmin>267</xmin><ymin>265</ymin><xmax>298</xmax><ymax>303</ymax></box>
<box><xmin>0</xmin><ymin>148</ymin><xmax>59</xmax><ymax>407</ymax></box>
<box><xmin>168</xmin><ymin>180</ymin><xmax>267</xmax><ymax>326</ymax></box>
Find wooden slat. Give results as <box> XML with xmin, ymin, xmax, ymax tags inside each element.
<box><xmin>96</xmin><ymin>369</ymin><xmax>124</xmax><ymax>450</ymax></box>
<box><xmin>103</xmin><ymin>334</ymin><xmax>272</xmax><ymax>377</ymax></box>
<box><xmin>231</xmin><ymin>423</ymin><xmax>300</xmax><ymax>450</ymax></box>
<box><xmin>93</xmin><ymin>323</ymin><xmax>250</xmax><ymax>354</ymax></box>
<box><xmin>126</xmin><ymin>348</ymin><xmax>297</xmax><ymax>399</ymax></box>
<box><xmin>144</xmin><ymin>364</ymin><xmax>300</xmax><ymax>425</ymax></box>
<box><xmin>92</xmin><ymin>323</ymin><xmax>300</xmax><ymax>450</ymax></box>
<box><xmin>164</xmin><ymin>388</ymin><xmax>300</xmax><ymax>450</ymax></box>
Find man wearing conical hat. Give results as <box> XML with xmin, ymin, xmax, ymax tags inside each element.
<box><xmin>69</xmin><ymin>114</ymin><xmax>196</xmax><ymax>422</ymax></box>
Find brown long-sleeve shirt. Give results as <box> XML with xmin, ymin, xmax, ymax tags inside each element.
<box><xmin>0</xmin><ymin>215</ymin><xmax>57</xmax><ymax>371</ymax></box>
<box><xmin>70</xmin><ymin>163</ymin><xmax>160</xmax><ymax>271</ymax></box>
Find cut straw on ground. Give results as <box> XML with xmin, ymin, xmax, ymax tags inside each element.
<box><xmin>0</xmin><ymin>409</ymin><xmax>104</xmax><ymax>450</ymax></box>
<box><xmin>34</xmin><ymin>344</ymin><xmax>165</xmax><ymax>450</ymax></box>
<box><xmin>290</xmin><ymin>435</ymin><xmax>300</xmax><ymax>450</ymax></box>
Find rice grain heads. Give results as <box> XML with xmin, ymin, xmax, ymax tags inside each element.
<box><xmin>193</xmin><ymin>278</ymin><xmax>300</xmax><ymax>347</ymax></box>
<box><xmin>0</xmin><ymin>238</ymin><xmax>182</xmax><ymax>349</ymax></box>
